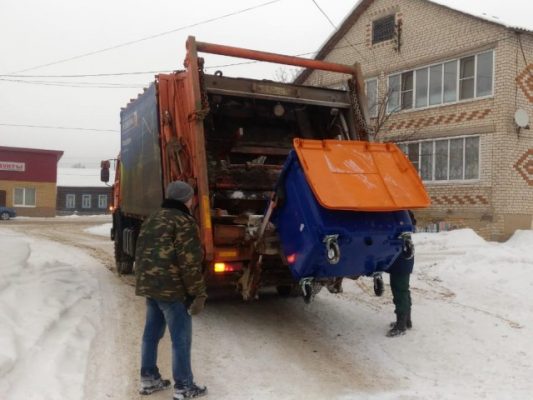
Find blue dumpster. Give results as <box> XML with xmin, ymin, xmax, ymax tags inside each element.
<box><xmin>271</xmin><ymin>139</ymin><xmax>429</xmax><ymax>282</ymax></box>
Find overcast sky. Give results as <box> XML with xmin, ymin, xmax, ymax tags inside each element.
<box><xmin>1</xmin><ymin>0</ymin><xmax>531</xmax><ymax>168</ymax></box>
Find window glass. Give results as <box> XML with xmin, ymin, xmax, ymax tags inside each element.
<box><xmin>14</xmin><ymin>188</ymin><xmax>24</xmax><ymax>205</ymax></box>
<box><xmin>82</xmin><ymin>194</ymin><xmax>91</xmax><ymax>209</ymax></box>
<box><xmin>443</xmin><ymin>61</ymin><xmax>457</xmax><ymax>103</ymax></box>
<box><xmin>397</xmin><ymin>143</ymin><xmax>408</xmax><ymax>154</ymax></box>
<box><xmin>449</xmin><ymin>138</ymin><xmax>464</xmax><ymax>180</ymax></box>
<box><xmin>429</xmin><ymin>64</ymin><xmax>443</xmax><ymax>105</ymax></box>
<box><xmin>25</xmin><ymin>188</ymin><xmax>36</xmax><ymax>206</ymax></box>
<box><xmin>459</xmin><ymin>56</ymin><xmax>475</xmax><ymax>99</ymax></box>
<box><xmin>420</xmin><ymin>141</ymin><xmax>433</xmax><ymax>180</ymax></box>
<box><xmin>415</xmin><ymin>68</ymin><xmax>429</xmax><ymax>108</ymax></box>
<box><xmin>435</xmin><ymin>140</ymin><xmax>449</xmax><ymax>180</ymax></box>
<box><xmin>407</xmin><ymin>142</ymin><xmax>419</xmax><ymax>172</ymax></box>
<box><xmin>372</xmin><ymin>15</ymin><xmax>395</xmax><ymax>44</ymax></box>
<box><xmin>465</xmin><ymin>137</ymin><xmax>480</xmax><ymax>179</ymax></box>
<box><xmin>387</xmin><ymin>75</ymin><xmax>401</xmax><ymax>113</ymax></box>
<box><xmin>401</xmin><ymin>71</ymin><xmax>414</xmax><ymax>110</ymax></box>
<box><xmin>365</xmin><ymin>79</ymin><xmax>378</xmax><ymax>118</ymax></box>
<box><xmin>98</xmin><ymin>195</ymin><xmax>108</xmax><ymax>209</ymax></box>
<box><xmin>476</xmin><ymin>51</ymin><xmax>493</xmax><ymax>97</ymax></box>
<box><xmin>66</xmin><ymin>194</ymin><xmax>75</xmax><ymax>208</ymax></box>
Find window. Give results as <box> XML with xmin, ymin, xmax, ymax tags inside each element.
<box><xmin>98</xmin><ymin>195</ymin><xmax>108</xmax><ymax>209</ymax></box>
<box><xmin>372</xmin><ymin>15</ymin><xmax>395</xmax><ymax>44</ymax></box>
<box><xmin>415</xmin><ymin>68</ymin><xmax>428</xmax><ymax>108</ymax></box>
<box><xmin>398</xmin><ymin>136</ymin><xmax>480</xmax><ymax>182</ymax></box>
<box><xmin>443</xmin><ymin>61</ymin><xmax>457</xmax><ymax>103</ymax></box>
<box><xmin>459</xmin><ymin>56</ymin><xmax>475</xmax><ymax>100</ymax></box>
<box><xmin>387</xmin><ymin>50</ymin><xmax>493</xmax><ymax>112</ymax></box>
<box><xmin>82</xmin><ymin>194</ymin><xmax>92</xmax><ymax>209</ymax></box>
<box><xmin>14</xmin><ymin>187</ymin><xmax>36</xmax><ymax>207</ymax></box>
<box><xmin>365</xmin><ymin>79</ymin><xmax>378</xmax><ymax>118</ymax></box>
<box><xmin>387</xmin><ymin>71</ymin><xmax>414</xmax><ymax>112</ymax></box>
<box><xmin>429</xmin><ymin>65</ymin><xmax>442</xmax><ymax>106</ymax></box>
<box><xmin>387</xmin><ymin>74</ymin><xmax>401</xmax><ymax>112</ymax></box>
<box><xmin>66</xmin><ymin>194</ymin><xmax>76</xmax><ymax>208</ymax></box>
<box><xmin>476</xmin><ymin>51</ymin><xmax>493</xmax><ymax>97</ymax></box>
<box><xmin>401</xmin><ymin>71</ymin><xmax>413</xmax><ymax>110</ymax></box>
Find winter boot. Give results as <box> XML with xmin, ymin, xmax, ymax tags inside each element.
<box><xmin>173</xmin><ymin>383</ymin><xmax>207</xmax><ymax>399</ymax></box>
<box><xmin>390</xmin><ymin>309</ymin><xmax>412</xmax><ymax>330</ymax></box>
<box><xmin>139</xmin><ymin>377</ymin><xmax>171</xmax><ymax>395</ymax></box>
<box><xmin>387</xmin><ymin>313</ymin><xmax>408</xmax><ymax>337</ymax></box>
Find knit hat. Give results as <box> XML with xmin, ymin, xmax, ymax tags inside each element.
<box><xmin>165</xmin><ymin>181</ymin><xmax>194</xmax><ymax>203</ymax></box>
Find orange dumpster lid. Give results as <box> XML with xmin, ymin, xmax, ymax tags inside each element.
<box><xmin>293</xmin><ymin>138</ymin><xmax>431</xmax><ymax>211</ymax></box>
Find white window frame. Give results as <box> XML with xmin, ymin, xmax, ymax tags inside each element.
<box><xmin>82</xmin><ymin>194</ymin><xmax>92</xmax><ymax>209</ymax></box>
<box><xmin>13</xmin><ymin>187</ymin><xmax>36</xmax><ymax>207</ymax></box>
<box><xmin>98</xmin><ymin>194</ymin><xmax>108</xmax><ymax>209</ymax></box>
<box><xmin>66</xmin><ymin>194</ymin><xmax>76</xmax><ymax>209</ymax></box>
<box><xmin>398</xmin><ymin>135</ymin><xmax>480</xmax><ymax>183</ymax></box>
<box><xmin>387</xmin><ymin>50</ymin><xmax>494</xmax><ymax>113</ymax></box>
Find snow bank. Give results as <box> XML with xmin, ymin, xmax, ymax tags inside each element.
<box><xmin>84</xmin><ymin>223</ymin><xmax>112</xmax><ymax>237</ymax></box>
<box><xmin>0</xmin><ymin>229</ymin><xmax>101</xmax><ymax>400</ymax></box>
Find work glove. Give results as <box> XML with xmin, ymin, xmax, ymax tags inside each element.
<box><xmin>187</xmin><ymin>295</ymin><xmax>207</xmax><ymax>316</ymax></box>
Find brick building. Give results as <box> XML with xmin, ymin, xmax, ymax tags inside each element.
<box><xmin>0</xmin><ymin>146</ymin><xmax>63</xmax><ymax>217</ymax></box>
<box><xmin>296</xmin><ymin>0</ymin><xmax>533</xmax><ymax>240</ymax></box>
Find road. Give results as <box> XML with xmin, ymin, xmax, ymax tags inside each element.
<box><xmin>7</xmin><ymin>216</ymin><xmax>403</xmax><ymax>399</ymax></box>
<box><xmin>7</xmin><ymin>217</ymin><xmax>533</xmax><ymax>399</ymax></box>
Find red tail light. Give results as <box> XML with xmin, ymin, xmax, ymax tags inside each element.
<box><xmin>287</xmin><ymin>254</ymin><xmax>297</xmax><ymax>264</ymax></box>
<box><xmin>213</xmin><ymin>262</ymin><xmax>243</xmax><ymax>273</ymax></box>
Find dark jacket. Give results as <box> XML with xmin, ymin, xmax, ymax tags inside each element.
<box><xmin>135</xmin><ymin>199</ymin><xmax>206</xmax><ymax>302</ymax></box>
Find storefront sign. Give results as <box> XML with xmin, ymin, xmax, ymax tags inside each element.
<box><xmin>0</xmin><ymin>161</ymin><xmax>26</xmax><ymax>172</ymax></box>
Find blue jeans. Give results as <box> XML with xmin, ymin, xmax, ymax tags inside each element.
<box><xmin>141</xmin><ymin>298</ymin><xmax>193</xmax><ymax>388</ymax></box>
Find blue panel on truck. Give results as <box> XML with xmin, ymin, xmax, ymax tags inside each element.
<box><xmin>120</xmin><ymin>83</ymin><xmax>163</xmax><ymax>216</ymax></box>
<box><xmin>271</xmin><ymin>151</ymin><xmax>414</xmax><ymax>281</ymax></box>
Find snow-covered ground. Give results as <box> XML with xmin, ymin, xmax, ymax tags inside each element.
<box><xmin>0</xmin><ymin>229</ymin><xmax>101</xmax><ymax>400</ymax></box>
<box><xmin>0</xmin><ymin>223</ymin><xmax>532</xmax><ymax>400</ymax></box>
<box><xmin>84</xmin><ymin>223</ymin><xmax>112</xmax><ymax>237</ymax></box>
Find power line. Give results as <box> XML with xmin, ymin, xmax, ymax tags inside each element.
<box><xmin>0</xmin><ymin>78</ymin><xmax>145</xmax><ymax>89</ymax></box>
<box><xmin>309</xmin><ymin>0</ymin><xmax>368</xmax><ymax>62</ymax></box>
<box><xmin>0</xmin><ymin>123</ymin><xmax>118</xmax><ymax>133</ymax></box>
<box><xmin>7</xmin><ymin>0</ymin><xmax>282</xmax><ymax>75</ymax></box>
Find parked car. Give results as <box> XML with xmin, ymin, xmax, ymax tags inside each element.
<box><xmin>0</xmin><ymin>206</ymin><xmax>16</xmax><ymax>220</ymax></box>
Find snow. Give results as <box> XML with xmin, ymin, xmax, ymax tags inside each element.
<box><xmin>428</xmin><ymin>0</ymin><xmax>533</xmax><ymax>32</ymax></box>
<box><xmin>0</xmin><ymin>229</ymin><xmax>101</xmax><ymax>400</ymax></box>
<box><xmin>57</xmin><ymin>168</ymin><xmax>115</xmax><ymax>188</ymax></box>
<box><xmin>1</xmin><ymin>226</ymin><xmax>532</xmax><ymax>399</ymax></box>
<box><xmin>84</xmin><ymin>223</ymin><xmax>112</xmax><ymax>237</ymax></box>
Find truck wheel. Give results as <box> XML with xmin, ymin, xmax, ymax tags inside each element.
<box><xmin>117</xmin><ymin>260</ymin><xmax>134</xmax><ymax>275</ymax></box>
<box><xmin>113</xmin><ymin>212</ymin><xmax>134</xmax><ymax>275</ymax></box>
<box><xmin>0</xmin><ymin>212</ymin><xmax>10</xmax><ymax>220</ymax></box>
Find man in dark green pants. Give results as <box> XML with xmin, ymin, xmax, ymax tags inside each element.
<box><xmin>386</xmin><ymin>212</ymin><xmax>416</xmax><ymax>337</ymax></box>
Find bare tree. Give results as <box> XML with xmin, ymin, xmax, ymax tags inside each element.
<box><xmin>274</xmin><ymin>67</ymin><xmax>303</xmax><ymax>83</ymax></box>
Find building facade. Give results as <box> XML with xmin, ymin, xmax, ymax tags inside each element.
<box><xmin>56</xmin><ymin>168</ymin><xmax>113</xmax><ymax>215</ymax></box>
<box><xmin>296</xmin><ymin>0</ymin><xmax>533</xmax><ymax>240</ymax></box>
<box><xmin>0</xmin><ymin>146</ymin><xmax>63</xmax><ymax>217</ymax></box>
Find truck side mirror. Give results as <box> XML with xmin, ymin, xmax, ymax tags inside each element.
<box><xmin>100</xmin><ymin>160</ymin><xmax>110</xmax><ymax>183</ymax></box>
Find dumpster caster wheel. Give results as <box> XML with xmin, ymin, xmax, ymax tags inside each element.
<box><xmin>324</xmin><ymin>234</ymin><xmax>340</xmax><ymax>264</ymax></box>
<box><xmin>373</xmin><ymin>273</ymin><xmax>384</xmax><ymax>297</ymax></box>
<box><xmin>303</xmin><ymin>284</ymin><xmax>313</xmax><ymax>304</ymax></box>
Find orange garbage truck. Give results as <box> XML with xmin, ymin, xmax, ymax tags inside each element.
<box><xmin>101</xmin><ymin>36</ymin><xmax>430</xmax><ymax>300</ymax></box>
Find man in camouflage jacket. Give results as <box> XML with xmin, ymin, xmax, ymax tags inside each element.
<box><xmin>135</xmin><ymin>181</ymin><xmax>207</xmax><ymax>399</ymax></box>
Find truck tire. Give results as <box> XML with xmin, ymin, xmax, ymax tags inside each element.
<box><xmin>113</xmin><ymin>211</ymin><xmax>134</xmax><ymax>275</ymax></box>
